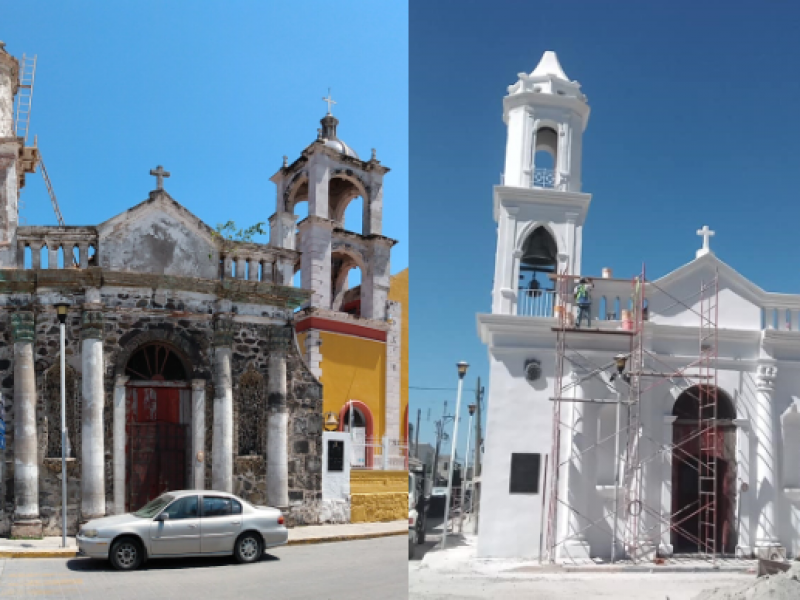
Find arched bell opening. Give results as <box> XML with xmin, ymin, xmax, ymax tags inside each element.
<box><xmin>517</xmin><ymin>226</ymin><xmax>558</xmax><ymax>316</ymax></box>
<box><xmin>532</xmin><ymin>126</ymin><xmax>558</xmax><ymax>189</ymax></box>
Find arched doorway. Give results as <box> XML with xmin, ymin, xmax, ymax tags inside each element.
<box><xmin>125</xmin><ymin>342</ymin><xmax>192</xmax><ymax>510</ymax></box>
<box><xmin>339</xmin><ymin>401</ymin><xmax>374</xmax><ymax>468</ymax></box>
<box><xmin>671</xmin><ymin>385</ymin><xmax>737</xmax><ymax>554</ymax></box>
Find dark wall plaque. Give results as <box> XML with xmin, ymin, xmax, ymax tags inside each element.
<box><xmin>509</xmin><ymin>453</ymin><xmax>541</xmax><ymax>494</ymax></box>
<box><xmin>327</xmin><ymin>440</ymin><xmax>344</xmax><ymax>472</ymax></box>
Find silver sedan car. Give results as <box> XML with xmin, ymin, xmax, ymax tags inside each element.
<box><xmin>77</xmin><ymin>490</ymin><xmax>288</xmax><ymax>570</ymax></box>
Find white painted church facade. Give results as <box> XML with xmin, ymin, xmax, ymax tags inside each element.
<box><xmin>477</xmin><ymin>51</ymin><xmax>800</xmax><ymax>562</ymax></box>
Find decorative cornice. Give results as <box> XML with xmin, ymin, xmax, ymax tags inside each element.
<box><xmin>212</xmin><ymin>316</ymin><xmax>236</xmax><ymax>347</ymax></box>
<box><xmin>81</xmin><ymin>310</ymin><xmax>104</xmax><ymax>340</ymax></box>
<box><xmin>0</xmin><ymin>267</ymin><xmax>310</xmax><ymax>308</ymax></box>
<box><xmin>10</xmin><ymin>311</ymin><xmax>34</xmax><ymax>343</ymax></box>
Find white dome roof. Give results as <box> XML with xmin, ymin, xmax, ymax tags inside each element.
<box><xmin>323</xmin><ymin>138</ymin><xmax>359</xmax><ymax>159</ymax></box>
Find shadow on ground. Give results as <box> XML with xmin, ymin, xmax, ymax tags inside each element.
<box><xmin>410</xmin><ymin>513</ymin><xmax>470</xmax><ymax>562</ymax></box>
<box><xmin>66</xmin><ymin>552</ymin><xmax>281</xmax><ymax>572</ymax></box>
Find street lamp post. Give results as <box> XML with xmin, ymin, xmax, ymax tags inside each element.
<box><xmin>458</xmin><ymin>403</ymin><xmax>476</xmax><ymax>533</ymax></box>
<box><xmin>55</xmin><ymin>302</ymin><xmax>69</xmax><ymax>549</ymax></box>
<box><xmin>442</xmin><ymin>360</ymin><xmax>468</xmax><ymax>549</ymax></box>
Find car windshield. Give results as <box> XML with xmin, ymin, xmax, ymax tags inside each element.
<box><xmin>133</xmin><ymin>494</ymin><xmax>175</xmax><ymax>518</ymax></box>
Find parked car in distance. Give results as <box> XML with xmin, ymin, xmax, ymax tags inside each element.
<box><xmin>77</xmin><ymin>490</ymin><xmax>288</xmax><ymax>570</ymax></box>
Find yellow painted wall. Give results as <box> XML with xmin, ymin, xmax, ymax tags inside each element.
<box><xmin>318</xmin><ymin>332</ymin><xmax>386</xmax><ymax>438</ymax></box>
<box><xmin>388</xmin><ymin>268</ymin><xmax>409</xmax><ymax>440</ymax></box>
<box><xmin>350</xmin><ymin>470</ymin><xmax>408</xmax><ymax>523</ymax></box>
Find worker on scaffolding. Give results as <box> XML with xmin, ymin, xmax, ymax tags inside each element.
<box><xmin>573</xmin><ymin>277</ymin><xmax>594</xmax><ymax>328</ymax></box>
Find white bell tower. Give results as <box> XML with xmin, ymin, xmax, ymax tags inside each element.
<box><xmin>491</xmin><ymin>51</ymin><xmax>593</xmax><ymax>316</ymax></box>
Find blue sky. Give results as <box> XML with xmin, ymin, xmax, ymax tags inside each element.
<box><xmin>3</xmin><ymin>1</ymin><xmax>408</xmax><ymax>278</ymax></box>
<box><xmin>410</xmin><ymin>2</ymin><xmax>800</xmax><ymax>461</ymax></box>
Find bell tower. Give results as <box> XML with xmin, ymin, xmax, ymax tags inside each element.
<box><xmin>491</xmin><ymin>51</ymin><xmax>592</xmax><ymax>316</ymax></box>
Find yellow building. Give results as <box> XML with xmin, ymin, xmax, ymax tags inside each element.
<box><xmin>296</xmin><ymin>268</ymin><xmax>408</xmax><ymax>452</ymax></box>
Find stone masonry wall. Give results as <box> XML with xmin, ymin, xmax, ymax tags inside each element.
<box><xmin>0</xmin><ymin>286</ymin><xmax>323</xmax><ymax>535</ymax></box>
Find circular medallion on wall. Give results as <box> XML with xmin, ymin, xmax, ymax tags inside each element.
<box><xmin>525</xmin><ymin>359</ymin><xmax>542</xmax><ymax>384</ymax></box>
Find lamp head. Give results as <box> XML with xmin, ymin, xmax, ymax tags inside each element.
<box><xmin>468</xmin><ymin>403</ymin><xmax>476</xmax><ymax>416</ymax></box>
<box><xmin>54</xmin><ymin>302</ymin><xmax>70</xmax><ymax>325</ymax></box>
<box><xmin>456</xmin><ymin>361</ymin><xmax>469</xmax><ymax>378</ymax></box>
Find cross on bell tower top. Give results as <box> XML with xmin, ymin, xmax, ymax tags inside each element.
<box><xmin>149</xmin><ymin>165</ymin><xmax>170</xmax><ymax>191</ymax></box>
<box><xmin>696</xmin><ymin>225</ymin><xmax>715</xmax><ymax>258</ymax></box>
<box><xmin>322</xmin><ymin>88</ymin><xmax>336</xmax><ymax>116</ymax></box>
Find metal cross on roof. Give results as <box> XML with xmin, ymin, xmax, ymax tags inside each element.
<box><xmin>322</xmin><ymin>88</ymin><xmax>336</xmax><ymax>116</ymax></box>
<box><xmin>149</xmin><ymin>165</ymin><xmax>170</xmax><ymax>191</ymax></box>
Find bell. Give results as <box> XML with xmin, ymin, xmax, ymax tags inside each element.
<box><xmin>324</xmin><ymin>412</ymin><xmax>339</xmax><ymax>431</ymax></box>
<box><xmin>521</xmin><ymin>227</ymin><xmax>557</xmax><ymax>269</ymax></box>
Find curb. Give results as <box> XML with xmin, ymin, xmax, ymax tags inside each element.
<box><xmin>0</xmin><ymin>530</ymin><xmax>406</xmax><ymax>558</ymax></box>
<box><xmin>0</xmin><ymin>550</ymin><xmax>78</xmax><ymax>558</ymax></box>
<box><xmin>287</xmin><ymin>529</ymin><xmax>406</xmax><ymax>546</ymax></box>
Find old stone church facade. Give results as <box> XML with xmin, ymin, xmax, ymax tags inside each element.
<box><xmin>0</xmin><ymin>43</ymin><xmax>328</xmax><ymax>536</ymax></box>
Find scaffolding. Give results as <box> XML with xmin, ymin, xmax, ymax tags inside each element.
<box><xmin>543</xmin><ymin>265</ymin><xmax>721</xmax><ymax>564</ymax></box>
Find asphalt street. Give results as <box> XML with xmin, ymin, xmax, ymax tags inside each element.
<box><xmin>0</xmin><ymin>536</ymin><xmax>407</xmax><ymax>599</ymax></box>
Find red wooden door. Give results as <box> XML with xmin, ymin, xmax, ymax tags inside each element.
<box><xmin>126</xmin><ymin>387</ymin><xmax>186</xmax><ymax>511</ymax></box>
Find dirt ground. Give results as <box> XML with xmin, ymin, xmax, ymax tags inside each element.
<box><xmin>409</xmin><ymin>570</ymin><xmax>754</xmax><ymax>600</ymax></box>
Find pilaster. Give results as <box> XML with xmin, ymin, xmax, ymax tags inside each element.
<box><xmin>191</xmin><ymin>379</ymin><xmax>206</xmax><ymax>490</ymax></box>
<box><xmin>361</xmin><ymin>239</ymin><xmax>392</xmax><ymax>320</ymax></box>
<box><xmin>269</xmin><ymin>212</ymin><xmax>297</xmax><ymax>250</ymax></box>
<box><xmin>298</xmin><ymin>216</ymin><xmax>333</xmax><ymax>309</ymax></box>
<box><xmin>112</xmin><ymin>375</ymin><xmax>128</xmax><ymax>515</ymax></box>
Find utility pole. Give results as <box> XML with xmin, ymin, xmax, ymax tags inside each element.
<box><xmin>432</xmin><ymin>401</ymin><xmax>447</xmax><ymax>486</ymax></box>
<box><xmin>473</xmin><ymin>378</ymin><xmax>484</xmax><ymax>534</ymax></box>
<box><xmin>414</xmin><ymin>408</ymin><xmax>421</xmax><ymax>458</ymax></box>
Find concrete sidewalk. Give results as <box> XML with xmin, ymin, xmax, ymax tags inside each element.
<box><xmin>414</xmin><ymin>515</ymin><xmax>758</xmax><ymax>577</ymax></box>
<box><xmin>0</xmin><ymin>520</ymin><xmax>406</xmax><ymax>558</ymax></box>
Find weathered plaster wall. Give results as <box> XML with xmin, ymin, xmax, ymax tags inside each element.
<box><xmin>98</xmin><ymin>202</ymin><xmax>219</xmax><ymax>279</ymax></box>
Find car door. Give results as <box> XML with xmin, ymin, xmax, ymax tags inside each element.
<box><xmin>200</xmin><ymin>496</ymin><xmax>243</xmax><ymax>553</ymax></box>
<box><xmin>149</xmin><ymin>495</ymin><xmax>201</xmax><ymax>556</ymax></box>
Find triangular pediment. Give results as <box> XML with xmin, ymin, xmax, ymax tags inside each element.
<box><xmin>648</xmin><ymin>253</ymin><xmax>764</xmax><ymax>330</ymax></box>
<box><xmin>97</xmin><ymin>191</ymin><xmax>220</xmax><ymax>279</ymax></box>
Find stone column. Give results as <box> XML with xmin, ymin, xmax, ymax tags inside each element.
<box><xmin>10</xmin><ymin>310</ymin><xmax>41</xmax><ymax>537</ymax></box>
<box><xmin>191</xmin><ymin>379</ymin><xmax>206</xmax><ymax>490</ymax></box>
<box><xmin>755</xmin><ymin>363</ymin><xmax>783</xmax><ymax>558</ymax></box>
<box><xmin>211</xmin><ymin>318</ymin><xmax>234</xmax><ymax>493</ymax></box>
<box><xmin>78</xmin><ymin>243</ymin><xmax>89</xmax><ymax>269</ymax></box>
<box><xmin>47</xmin><ymin>242</ymin><xmax>58</xmax><ymax>269</ymax></box>
<box><xmin>266</xmin><ymin>325</ymin><xmax>291</xmax><ymax>509</ymax></box>
<box><xmin>30</xmin><ymin>241</ymin><xmax>42</xmax><ymax>269</ymax></box>
<box><xmin>361</xmin><ymin>239</ymin><xmax>393</xmax><ymax>320</ymax></box>
<box><xmin>560</xmin><ymin>370</ymin><xmax>592</xmax><ymax>560</ymax></box>
<box><xmin>112</xmin><ymin>375</ymin><xmax>128</xmax><ymax>515</ymax></box>
<box><xmin>235</xmin><ymin>257</ymin><xmax>245</xmax><ymax>280</ymax></box>
<box><xmin>81</xmin><ymin>307</ymin><xmax>105</xmax><ymax>520</ymax></box>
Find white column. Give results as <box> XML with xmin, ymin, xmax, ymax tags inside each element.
<box><xmin>659</xmin><ymin>416</ymin><xmax>677</xmax><ymax>557</ymax></box>
<box><xmin>81</xmin><ymin>309</ymin><xmax>106</xmax><ymax>520</ymax></box>
<box><xmin>211</xmin><ymin>343</ymin><xmax>233</xmax><ymax>493</ymax></box>
<box><xmin>10</xmin><ymin>311</ymin><xmax>41</xmax><ymax>537</ymax></box>
<box><xmin>113</xmin><ymin>375</ymin><xmax>128</xmax><ymax>515</ymax></box>
<box><xmin>191</xmin><ymin>379</ymin><xmax>206</xmax><ymax>490</ymax></box>
<box><xmin>267</xmin><ymin>345</ymin><xmax>289</xmax><ymax>509</ymax></box>
<box><xmin>560</xmin><ymin>370</ymin><xmax>592</xmax><ymax>560</ymax></box>
<box><xmin>755</xmin><ymin>364</ymin><xmax>783</xmax><ymax>557</ymax></box>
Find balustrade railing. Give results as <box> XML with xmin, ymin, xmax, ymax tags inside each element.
<box><xmin>532</xmin><ymin>168</ymin><xmax>556</xmax><ymax>189</ymax></box>
<box><xmin>350</xmin><ymin>436</ymin><xmax>408</xmax><ymax>471</ymax></box>
<box><xmin>517</xmin><ymin>289</ymin><xmax>556</xmax><ymax>317</ymax></box>
<box><xmin>16</xmin><ymin>226</ymin><xmax>98</xmax><ymax>269</ymax></box>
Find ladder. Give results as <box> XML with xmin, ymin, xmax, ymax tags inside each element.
<box><xmin>39</xmin><ymin>156</ymin><xmax>65</xmax><ymax>227</ymax></box>
<box><xmin>14</xmin><ymin>54</ymin><xmax>37</xmax><ymax>143</ymax></box>
<box><xmin>697</xmin><ymin>275</ymin><xmax>720</xmax><ymax>559</ymax></box>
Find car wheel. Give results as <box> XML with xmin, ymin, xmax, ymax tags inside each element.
<box><xmin>234</xmin><ymin>532</ymin><xmax>263</xmax><ymax>564</ymax></box>
<box><xmin>109</xmin><ymin>537</ymin><xmax>143</xmax><ymax>571</ymax></box>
